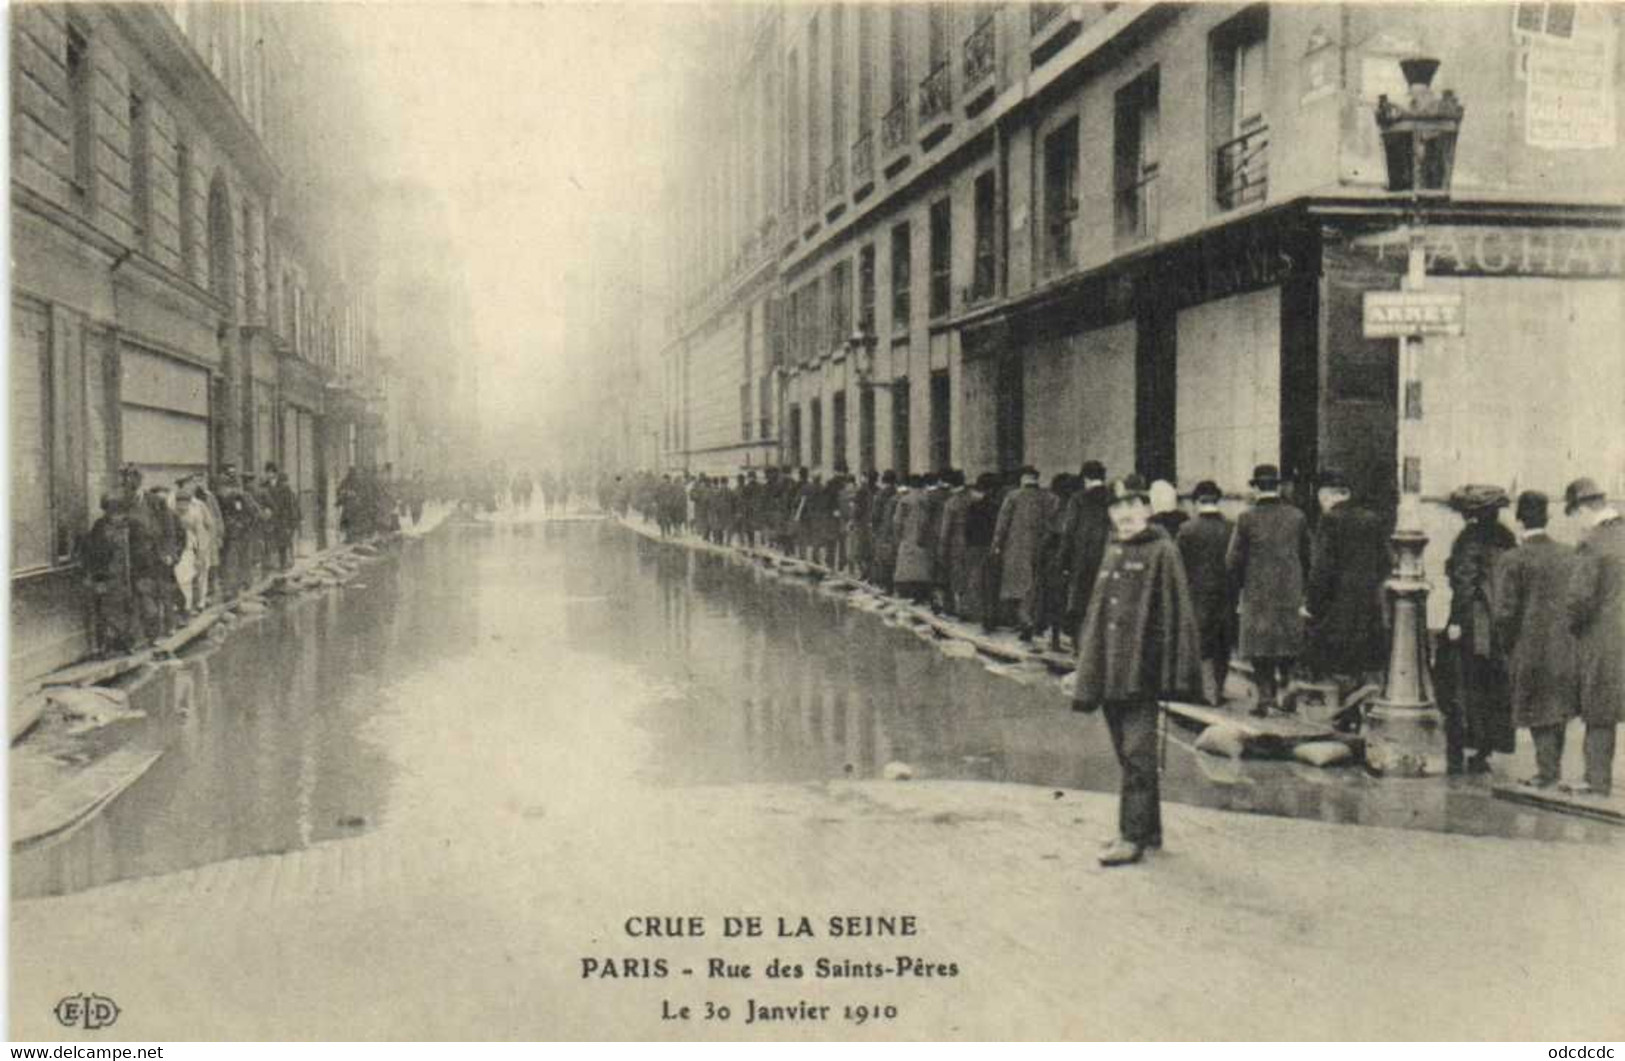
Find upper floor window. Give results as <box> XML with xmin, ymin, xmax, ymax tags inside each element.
<box><xmin>858</xmin><ymin>243</ymin><xmax>877</xmax><ymax>334</ymax></box>
<box><xmin>1113</xmin><ymin>68</ymin><xmax>1159</xmax><ymax>245</ymax></box>
<box><xmin>1211</xmin><ymin>7</ymin><xmax>1269</xmax><ymax>211</ymax></box>
<box><xmin>176</xmin><ymin>142</ymin><xmax>195</xmax><ymax>275</ymax></box>
<box><xmin>1515</xmin><ymin>1</ymin><xmax>1577</xmax><ymax>39</ymax></box>
<box><xmin>128</xmin><ymin>92</ymin><xmax>152</xmax><ymax>247</ymax></box>
<box><xmin>67</xmin><ymin>25</ymin><xmax>94</xmax><ymax>201</ymax></box>
<box><xmin>829</xmin><ymin>260</ymin><xmax>852</xmax><ymax>347</ymax></box>
<box><xmin>890</xmin><ymin>222</ymin><xmax>912</xmax><ymax>334</ymax></box>
<box><xmin>1043</xmin><ymin>118</ymin><xmax>1079</xmax><ymax>275</ymax></box>
<box><xmin>928</xmin><ymin>198</ymin><xmax>951</xmax><ymax>319</ymax></box>
<box><xmin>971</xmin><ymin>170</ymin><xmax>997</xmax><ymax>302</ymax></box>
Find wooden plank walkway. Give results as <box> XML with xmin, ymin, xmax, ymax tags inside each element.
<box><xmin>12</xmin><ymin>746</ymin><xmax>165</xmax><ymax>850</ymax></box>
<box><xmin>1491</xmin><ymin>783</ymin><xmax>1625</xmax><ymax>825</ymax></box>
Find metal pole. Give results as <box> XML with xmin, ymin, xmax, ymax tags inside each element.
<box><xmin>1365</xmin><ymin>210</ymin><xmax>1445</xmax><ymax>776</ymax></box>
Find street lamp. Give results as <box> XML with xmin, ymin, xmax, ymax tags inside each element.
<box><xmin>1363</xmin><ymin>56</ymin><xmax>1465</xmax><ymax>777</ymax></box>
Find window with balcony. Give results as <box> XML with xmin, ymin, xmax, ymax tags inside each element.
<box><xmin>890</xmin><ymin>222</ymin><xmax>912</xmax><ymax>334</ymax></box>
<box><xmin>789</xmin><ymin>405</ymin><xmax>804</xmax><ymax>468</ymax></box>
<box><xmin>1043</xmin><ymin>118</ymin><xmax>1079</xmax><ymax>275</ymax></box>
<box><xmin>858</xmin><ymin>244</ymin><xmax>877</xmax><ymax>334</ymax></box>
<box><xmin>928</xmin><ymin>198</ymin><xmax>951</xmax><ymax>319</ymax></box>
<box><xmin>832</xmin><ymin>390</ymin><xmax>848</xmax><ymax>472</ymax></box>
<box><xmin>884</xmin><ymin>5</ymin><xmax>912</xmax><ymax>154</ymax></box>
<box><xmin>1211</xmin><ymin>6</ymin><xmax>1269</xmax><ymax>212</ymax></box>
<box><xmin>1113</xmin><ymin>69</ymin><xmax>1160</xmax><ymax>245</ymax></box>
<box><xmin>971</xmin><ymin>171</ymin><xmax>997</xmax><ymax>302</ymax></box>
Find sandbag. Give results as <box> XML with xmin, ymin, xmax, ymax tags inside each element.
<box><xmin>1195</xmin><ymin>723</ymin><xmax>1248</xmax><ymax>759</ymax></box>
<box><xmin>1292</xmin><ymin>740</ymin><xmax>1354</xmax><ymax>767</ymax></box>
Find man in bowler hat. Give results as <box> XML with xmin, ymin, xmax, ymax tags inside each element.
<box><xmin>1563</xmin><ymin>477</ymin><xmax>1623</xmax><ymax>797</ymax></box>
<box><xmin>1072</xmin><ymin>474</ymin><xmax>1204</xmax><ymax>866</ymax></box>
<box><xmin>1177</xmin><ymin>480</ymin><xmax>1234</xmax><ymax>705</ymax></box>
<box><xmin>1227</xmin><ymin>464</ymin><xmax>1309</xmax><ymax>716</ymax></box>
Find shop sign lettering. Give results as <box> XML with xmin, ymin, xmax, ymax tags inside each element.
<box><xmin>1353</xmin><ymin>226</ymin><xmax>1622</xmax><ymax>278</ymax></box>
<box><xmin>1363</xmin><ymin>292</ymin><xmax>1465</xmax><ymax>338</ymax></box>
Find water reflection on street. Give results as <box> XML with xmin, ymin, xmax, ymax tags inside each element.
<box><xmin>14</xmin><ymin>520</ymin><xmax>1613</xmax><ymax>899</ymax></box>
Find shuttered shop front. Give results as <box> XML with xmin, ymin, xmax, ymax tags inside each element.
<box><xmin>121</xmin><ymin>345</ymin><xmax>211</xmax><ymax>485</ymax></box>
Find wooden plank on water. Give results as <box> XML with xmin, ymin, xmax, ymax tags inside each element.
<box><xmin>1491</xmin><ymin>783</ymin><xmax>1625</xmax><ymax>825</ymax></box>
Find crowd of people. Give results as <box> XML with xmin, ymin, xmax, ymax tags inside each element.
<box><xmin>602</xmin><ymin>462</ymin><xmax>1623</xmax><ymax>807</ymax></box>
<box><xmin>81</xmin><ymin>462</ymin><xmax>302</xmax><ymax>658</ymax></box>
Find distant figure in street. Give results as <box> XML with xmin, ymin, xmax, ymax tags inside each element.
<box><xmin>1177</xmin><ymin>480</ymin><xmax>1234</xmax><ymax>706</ymax></box>
<box><xmin>265</xmin><ymin>463</ymin><xmax>301</xmax><ymax>570</ymax></box>
<box><xmin>1439</xmin><ymin>483</ymin><xmax>1516</xmax><ymax>775</ymax></box>
<box><xmin>964</xmin><ymin>473</ymin><xmax>1002</xmax><ymax>631</ymax></box>
<box><xmin>1148</xmin><ymin>480</ymin><xmax>1188</xmax><ymax>540</ymax></box>
<box><xmin>1302</xmin><ymin>470</ymin><xmax>1391</xmax><ymax>693</ymax></box>
<box><xmin>892</xmin><ymin>475</ymin><xmax>936</xmax><ymax>603</ymax></box>
<box><xmin>1060</xmin><ymin>460</ymin><xmax>1111</xmax><ymax>640</ymax></box>
<box><xmin>935</xmin><ymin>470</ymin><xmax>973</xmax><ymax>616</ymax></box>
<box><xmin>871</xmin><ymin>471</ymin><xmax>900</xmax><ymax>591</ymax></box>
<box><xmin>993</xmin><ymin>466</ymin><xmax>1057</xmax><ymax>641</ymax></box>
<box><xmin>1072</xmin><ymin>474</ymin><xmax>1204</xmax><ymax>867</ymax></box>
<box><xmin>176</xmin><ymin>480</ymin><xmax>216</xmax><ymax>614</ymax></box>
<box><xmin>1563</xmin><ymin>478</ymin><xmax>1624</xmax><ymax>798</ymax></box>
<box><xmin>1036</xmin><ymin>473</ymin><xmax>1078</xmax><ymax>651</ymax></box>
<box><xmin>1493</xmin><ymin>490</ymin><xmax>1578</xmax><ymax>790</ymax></box>
<box><xmin>1227</xmin><ymin>463</ymin><xmax>1309</xmax><ymax>718</ymax></box>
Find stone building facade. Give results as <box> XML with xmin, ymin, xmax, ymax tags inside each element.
<box><xmin>658</xmin><ymin>1</ymin><xmax>1622</xmax><ymax>618</ymax></box>
<box><xmin>8</xmin><ymin>3</ymin><xmax>412</xmax><ymax>680</ymax></box>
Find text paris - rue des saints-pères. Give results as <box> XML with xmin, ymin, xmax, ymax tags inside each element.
<box><xmin>580</xmin><ymin>914</ymin><xmax>959</xmax><ymax>981</ymax></box>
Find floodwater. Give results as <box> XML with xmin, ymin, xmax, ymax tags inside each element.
<box><xmin>14</xmin><ymin>519</ymin><xmax>1614</xmax><ymax>899</ymax></box>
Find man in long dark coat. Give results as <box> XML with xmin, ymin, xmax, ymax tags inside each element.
<box><xmin>1177</xmin><ymin>480</ymin><xmax>1234</xmax><ymax>705</ymax></box>
<box><xmin>1073</xmin><ymin>475</ymin><xmax>1204</xmax><ymax>867</ymax></box>
<box><xmin>935</xmin><ymin>470</ymin><xmax>973</xmax><ymax>616</ymax></box>
<box><xmin>83</xmin><ymin>494</ymin><xmax>150</xmax><ymax>655</ymax></box>
<box><xmin>992</xmin><ymin>466</ymin><xmax>1056</xmax><ymax>640</ymax></box>
<box><xmin>1440</xmin><ymin>483</ymin><xmax>1516</xmax><ymax>774</ymax></box>
<box><xmin>1061</xmin><ymin>460</ymin><xmax>1111</xmax><ymax>639</ymax></box>
<box><xmin>1564</xmin><ymin>478</ymin><xmax>1624</xmax><ymax>797</ymax></box>
<box><xmin>964</xmin><ymin>473</ymin><xmax>1001</xmax><ymax>631</ymax></box>
<box><xmin>1302</xmin><ymin>470</ymin><xmax>1391</xmax><ymax>689</ymax></box>
<box><xmin>871</xmin><ymin>470</ymin><xmax>899</xmax><ymax>590</ymax></box>
<box><xmin>1227</xmin><ymin>463</ymin><xmax>1309</xmax><ymax>717</ymax></box>
<box><xmin>1493</xmin><ymin>490</ymin><xmax>1578</xmax><ymax>789</ymax></box>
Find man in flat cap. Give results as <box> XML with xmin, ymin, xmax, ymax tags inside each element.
<box><xmin>1564</xmin><ymin>478</ymin><xmax>1623</xmax><ymax>797</ymax></box>
<box><xmin>1493</xmin><ymin>490</ymin><xmax>1578</xmax><ymax>789</ymax></box>
<box><xmin>1073</xmin><ymin>474</ymin><xmax>1204</xmax><ymax>866</ymax></box>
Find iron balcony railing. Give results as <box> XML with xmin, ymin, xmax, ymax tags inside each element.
<box><xmin>1114</xmin><ymin>167</ymin><xmax>1159</xmax><ymax>244</ymax></box>
<box><xmin>1030</xmin><ymin>3</ymin><xmax>1065</xmax><ymax>34</ymax></box>
<box><xmin>882</xmin><ymin>96</ymin><xmax>912</xmax><ymax>154</ymax></box>
<box><xmin>919</xmin><ymin>61</ymin><xmax>952</xmax><ymax>125</ymax></box>
<box><xmin>825</xmin><ymin>157</ymin><xmax>846</xmax><ymax>202</ymax></box>
<box><xmin>964</xmin><ymin>16</ymin><xmax>996</xmax><ymax>87</ymax></box>
<box><xmin>1215</xmin><ymin>123</ymin><xmax>1269</xmax><ymax>211</ymax></box>
<box><xmin>851</xmin><ymin>130</ymin><xmax>875</xmax><ymax>187</ymax></box>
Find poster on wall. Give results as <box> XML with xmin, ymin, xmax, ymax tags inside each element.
<box><xmin>1525</xmin><ymin>30</ymin><xmax>1617</xmax><ymax>149</ymax></box>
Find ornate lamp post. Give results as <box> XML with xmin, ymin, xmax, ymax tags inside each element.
<box><xmin>1363</xmin><ymin>57</ymin><xmax>1465</xmax><ymax>776</ymax></box>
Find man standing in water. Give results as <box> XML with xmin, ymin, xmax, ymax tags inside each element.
<box><xmin>1072</xmin><ymin>475</ymin><xmax>1204</xmax><ymax>867</ymax></box>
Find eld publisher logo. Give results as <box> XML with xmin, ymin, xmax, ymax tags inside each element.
<box><xmin>53</xmin><ymin>994</ymin><xmax>120</xmax><ymax>1031</ymax></box>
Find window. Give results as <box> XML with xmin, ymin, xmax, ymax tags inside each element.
<box><xmin>67</xmin><ymin>25</ymin><xmax>93</xmax><ymax>201</ymax></box>
<box><xmin>758</xmin><ymin>375</ymin><xmax>772</xmax><ymax>440</ymax></box>
<box><xmin>830</xmin><ymin>4</ymin><xmax>846</xmax><ymax>166</ymax></box>
<box><xmin>786</xmin><ymin>50</ymin><xmax>801</xmax><ymax>211</ymax></box>
<box><xmin>929</xmin><ymin>369</ymin><xmax>951</xmax><ymax>472</ymax></box>
<box><xmin>1114</xmin><ymin>68</ymin><xmax>1160</xmax><ymax>244</ymax></box>
<box><xmin>743</xmin><ymin>306</ymin><xmax>754</xmax><ymax>380</ymax></box>
<box><xmin>1515</xmin><ymin>1</ymin><xmax>1577</xmax><ymax>38</ymax></box>
<box><xmin>1212</xmin><ymin>7</ymin><xmax>1269</xmax><ymax>211</ymax></box>
<box><xmin>741</xmin><ymin>381</ymin><xmax>753</xmax><ymax>441</ymax></box>
<box><xmin>859</xmin><ymin>387</ymin><xmax>876</xmax><ymax>473</ymax></box>
<box><xmin>928</xmin><ymin>198</ymin><xmax>951</xmax><ymax>318</ymax></box>
<box><xmin>858</xmin><ymin>4</ymin><xmax>875</xmax><ymax>133</ymax></box>
<box><xmin>891</xmin><ymin>377</ymin><xmax>912</xmax><ymax>473</ymax></box>
<box><xmin>972</xmin><ymin>171</ymin><xmax>997</xmax><ymax>301</ymax></box>
<box><xmin>789</xmin><ymin>405</ymin><xmax>804</xmax><ymax>467</ymax></box>
<box><xmin>890</xmin><ymin>222</ymin><xmax>912</xmax><ymax>334</ymax></box>
<box><xmin>129</xmin><ymin>93</ymin><xmax>152</xmax><ymax>247</ymax></box>
<box><xmin>242</xmin><ymin>204</ymin><xmax>259</xmax><ymax>316</ymax></box>
<box><xmin>889</xmin><ymin>5</ymin><xmax>909</xmax><ymax>106</ymax></box>
<box><xmin>176</xmin><ymin>143</ymin><xmax>195</xmax><ymax>276</ymax></box>
<box><xmin>1043</xmin><ymin>119</ymin><xmax>1079</xmax><ymax>274</ymax></box>
<box><xmin>829</xmin><ymin>261</ymin><xmax>852</xmax><ymax>347</ymax></box>
<box><xmin>808</xmin><ymin>14</ymin><xmax>822</xmax><ymax>187</ymax></box>
<box><xmin>810</xmin><ymin>398</ymin><xmax>824</xmax><ymax>467</ymax></box>
<box><xmin>858</xmin><ymin>244</ymin><xmax>877</xmax><ymax>334</ymax></box>
<box><xmin>832</xmin><ymin>390</ymin><xmax>848</xmax><ymax>472</ymax></box>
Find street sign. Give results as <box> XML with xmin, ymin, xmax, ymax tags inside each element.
<box><xmin>1363</xmin><ymin>291</ymin><xmax>1465</xmax><ymax>337</ymax></box>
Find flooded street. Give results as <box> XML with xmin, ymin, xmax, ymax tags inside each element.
<box><xmin>16</xmin><ymin>519</ymin><xmax>1615</xmax><ymax>900</ymax></box>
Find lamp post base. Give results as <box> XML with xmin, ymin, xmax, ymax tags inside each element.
<box><xmin>1365</xmin><ymin>528</ymin><xmax>1447</xmax><ymax>777</ymax></box>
